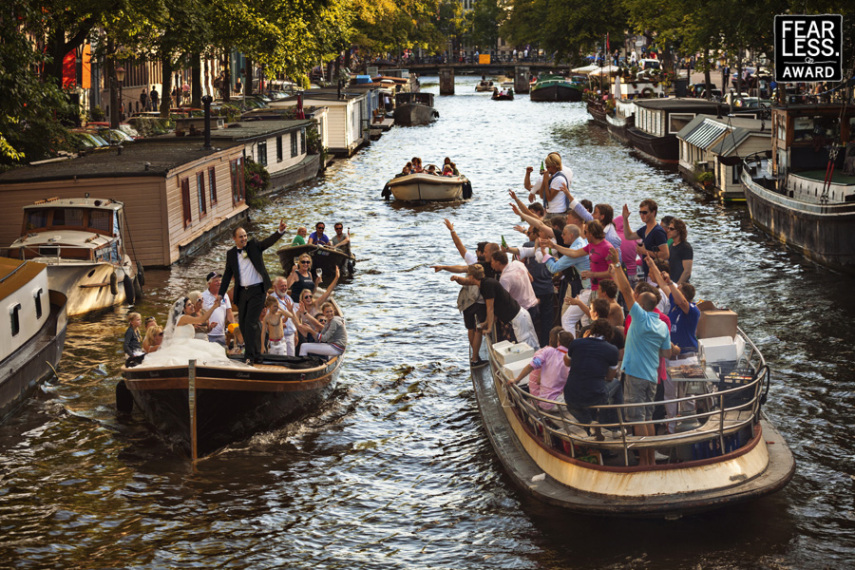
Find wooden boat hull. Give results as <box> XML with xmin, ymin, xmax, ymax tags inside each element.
<box><xmin>530</xmin><ymin>84</ymin><xmax>583</xmax><ymax>102</ymax></box>
<box><xmin>394</xmin><ymin>104</ymin><xmax>438</xmax><ymax>126</ymax></box>
<box><xmin>384</xmin><ymin>173</ymin><xmax>472</xmax><ymax>202</ymax></box>
<box><xmin>742</xmin><ymin>170</ymin><xmax>855</xmax><ymax>271</ymax></box>
<box><xmin>475</xmin><ymin>83</ymin><xmax>494</xmax><ymax>92</ymax></box>
<box><xmin>0</xmin><ymin>291</ymin><xmax>67</xmax><ymax>421</ymax></box>
<box><xmin>492</xmin><ymin>94</ymin><xmax>515</xmax><ymax>101</ymax></box>
<box><xmin>586</xmin><ymin>101</ymin><xmax>608</xmax><ymax>126</ymax></box>
<box><xmin>472</xmin><ymin>341</ymin><xmax>795</xmax><ymax>517</ymax></box>
<box><xmin>626</xmin><ymin>126</ymin><xmax>678</xmax><ymax>164</ymax></box>
<box><xmin>122</xmin><ymin>354</ymin><xmax>342</xmax><ymax>457</ymax></box>
<box><xmin>276</xmin><ymin>244</ymin><xmax>355</xmax><ymax>279</ymax></box>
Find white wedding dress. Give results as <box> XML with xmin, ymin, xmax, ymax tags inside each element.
<box><xmin>136</xmin><ymin>324</ymin><xmax>247</xmax><ymax>368</ymax></box>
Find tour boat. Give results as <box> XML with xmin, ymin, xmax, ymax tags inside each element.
<box><xmin>119</xmin><ymin>297</ymin><xmax>344</xmax><ymax>458</ymax></box>
<box><xmin>0</xmin><ymin>258</ymin><xmax>67</xmax><ymax>421</ymax></box>
<box><xmin>472</xmin><ymin>327</ymin><xmax>795</xmax><ymax>517</ymax></box>
<box><xmin>530</xmin><ymin>75</ymin><xmax>584</xmax><ymax>102</ymax></box>
<box><xmin>740</xmin><ymin>105</ymin><xmax>855</xmax><ymax>272</ymax></box>
<box><xmin>4</xmin><ymin>197</ymin><xmax>143</xmax><ymax>316</ymax></box>
<box><xmin>492</xmin><ymin>88</ymin><xmax>515</xmax><ymax>101</ymax></box>
<box><xmin>393</xmin><ymin>92</ymin><xmax>439</xmax><ymax>126</ymax></box>
<box><xmin>381</xmin><ymin>171</ymin><xmax>473</xmax><ymax>202</ymax></box>
<box><xmin>276</xmin><ymin>243</ymin><xmax>355</xmax><ymax>280</ymax></box>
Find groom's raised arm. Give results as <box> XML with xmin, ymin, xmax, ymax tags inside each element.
<box><xmin>219</xmin><ymin>254</ymin><xmax>234</xmax><ymax>298</ymax></box>
<box><xmin>258</xmin><ymin>221</ymin><xmax>287</xmax><ymax>252</ymax></box>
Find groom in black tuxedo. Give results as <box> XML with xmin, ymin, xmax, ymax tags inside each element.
<box><xmin>218</xmin><ymin>220</ymin><xmax>287</xmax><ymax>361</ymax></box>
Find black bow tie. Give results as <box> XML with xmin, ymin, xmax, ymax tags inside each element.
<box><xmin>236</xmin><ymin>248</ymin><xmax>243</xmax><ymax>253</ymax></box>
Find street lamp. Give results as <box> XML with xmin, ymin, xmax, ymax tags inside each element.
<box><xmin>116</xmin><ymin>65</ymin><xmax>126</xmax><ymax>121</ymax></box>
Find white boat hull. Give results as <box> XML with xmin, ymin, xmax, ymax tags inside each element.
<box><xmin>385</xmin><ymin>173</ymin><xmax>471</xmax><ymax>202</ymax></box>
<box><xmin>42</xmin><ymin>259</ymin><xmax>134</xmax><ymax>316</ymax></box>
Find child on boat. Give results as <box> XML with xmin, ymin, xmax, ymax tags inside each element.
<box><xmin>123</xmin><ymin>312</ymin><xmax>144</xmax><ymax>358</ymax></box>
<box><xmin>262</xmin><ymin>296</ymin><xmax>288</xmax><ymax>356</ymax></box>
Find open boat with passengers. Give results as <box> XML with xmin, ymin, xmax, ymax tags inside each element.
<box><xmin>382</xmin><ymin>168</ymin><xmax>473</xmax><ymax>202</ymax></box>
<box><xmin>3</xmin><ymin>197</ymin><xmax>143</xmax><ymax>316</ymax></box>
<box><xmin>119</xmin><ymin>294</ymin><xmax>345</xmax><ymax>458</ymax></box>
<box><xmin>276</xmin><ymin>243</ymin><xmax>355</xmax><ymax>281</ymax></box>
<box><xmin>472</xmin><ymin>320</ymin><xmax>794</xmax><ymax>517</ymax></box>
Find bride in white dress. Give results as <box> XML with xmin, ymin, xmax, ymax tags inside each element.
<box><xmin>136</xmin><ymin>297</ymin><xmax>249</xmax><ymax>368</ymax></box>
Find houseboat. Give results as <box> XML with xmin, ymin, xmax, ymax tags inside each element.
<box><xmin>677</xmin><ymin>116</ymin><xmax>772</xmax><ymax>203</ymax></box>
<box><xmin>4</xmin><ymin>198</ymin><xmax>142</xmax><ymax>316</ymax></box>
<box><xmin>473</xmin><ymin>322</ymin><xmax>794</xmax><ymax>517</ymax></box>
<box><xmin>394</xmin><ymin>92</ymin><xmax>439</xmax><ymax>126</ymax></box>
<box><xmin>0</xmin><ymin>258</ymin><xmax>67</xmax><ymax>421</ymax></box>
<box><xmin>0</xmin><ymin>140</ymin><xmax>250</xmax><ymax>267</ymax></box>
<box><xmin>627</xmin><ymin>99</ymin><xmax>724</xmax><ymax>164</ymax></box>
<box><xmin>741</xmin><ymin>104</ymin><xmax>855</xmax><ymax>272</ymax></box>
<box><xmin>530</xmin><ymin>75</ymin><xmax>584</xmax><ymax>102</ymax></box>
<box><xmin>271</xmin><ymin>91</ymin><xmax>369</xmax><ymax>157</ymax></box>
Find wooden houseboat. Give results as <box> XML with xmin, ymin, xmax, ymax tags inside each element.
<box><xmin>4</xmin><ymin>198</ymin><xmax>142</xmax><ymax>316</ymax></box>
<box><xmin>0</xmin><ymin>141</ymin><xmax>250</xmax><ymax>267</ymax></box>
<box><xmin>677</xmin><ymin>116</ymin><xmax>771</xmax><ymax>203</ymax></box>
<box><xmin>271</xmin><ymin>91</ymin><xmax>368</xmax><ymax>157</ymax></box>
<box><xmin>393</xmin><ymin>92</ymin><xmax>439</xmax><ymax>127</ymax></box>
<box><xmin>741</xmin><ymin>104</ymin><xmax>855</xmax><ymax>271</ymax></box>
<box><xmin>627</xmin><ymin>99</ymin><xmax>724</xmax><ymax>164</ymax></box>
<box><xmin>0</xmin><ymin>258</ymin><xmax>67</xmax><ymax>421</ymax></box>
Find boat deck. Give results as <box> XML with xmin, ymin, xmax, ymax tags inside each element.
<box><xmin>794</xmin><ymin>169</ymin><xmax>855</xmax><ymax>185</ymax></box>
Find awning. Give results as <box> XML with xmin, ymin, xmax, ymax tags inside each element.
<box><xmin>682</xmin><ymin>119</ymin><xmax>729</xmax><ymax>150</ymax></box>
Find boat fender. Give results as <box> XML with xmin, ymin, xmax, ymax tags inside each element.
<box><xmin>115</xmin><ymin>380</ymin><xmax>134</xmax><ymax>413</ymax></box>
<box><xmin>462</xmin><ymin>181</ymin><xmax>473</xmax><ymax>200</ymax></box>
<box><xmin>136</xmin><ymin>261</ymin><xmax>145</xmax><ymax>286</ymax></box>
<box><xmin>381</xmin><ymin>184</ymin><xmax>392</xmax><ymax>200</ymax></box>
<box><xmin>433</xmin><ymin>110</ymin><xmax>440</xmax><ymax>118</ymax></box>
<box><xmin>133</xmin><ymin>275</ymin><xmax>143</xmax><ymax>299</ymax></box>
<box><xmin>123</xmin><ymin>274</ymin><xmax>135</xmax><ymax>305</ymax></box>
<box><xmin>110</xmin><ymin>272</ymin><xmax>119</xmax><ymax>295</ymax></box>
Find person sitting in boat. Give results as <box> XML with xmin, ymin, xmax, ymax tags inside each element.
<box><xmin>443</xmin><ymin>157</ymin><xmax>459</xmax><ymax>175</ymax></box>
<box><xmin>425</xmin><ymin>164</ymin><xmax>438</xmax><ymax>175</ymax></box>
<box><xmin>330</xmin><ymin>223</ymin><xmax>351</xmax><ymax>256</ymax></box>
<box><xmin>188</xmin><ymin>291</ymin><xmax>212</xmax><ymax>340</ymax></box>
<box><xmin>510</xmin><ymin>326</ymin><xmax>573</xmax><ymax>410</ymax></box>
<box><xmin>398</xmin><ymin>162</ymin><xmax>412</xmax><ymax>177</ymax></box>
<box><xmin>563</xmin><ymin>318</ymin><xmax>621</xmax><ymax>438</ymax></box>
<box><xmin>270</xmin><ymin>276</ymin><xmax>298</xmax><ymax>356</ymax></box>
<box><xmin>145</xmin><ymin>316</ymin><xmax>157</xmax><ymax>331</ymax></box>
<box><xmin>291</xmin><ymin>226</ymin><xmax>308</xmax><ymax>246</ymax></box>
<box><xmin>308</xmin><ymin>222</ymin><xmax>330</xmax><ymax>246</ymax></box>
<box><xmin>262</xmin><ymin>296</ymin><xmax>289</xmax><ymax>356</ymax></box>
<box><xmin>142</xmin><ymin>325</ymin><xmax>164</xmax><ymax>353</ymax></box>
<box><xmin>411</xmin><ymin>157</ymin><xmax>423</xmax><ymax>173</ymax></box>
<box><xmin>123</xmin><ymin>312</ymin><xmax>144</xmax><ymax>358</ymax></box>
<box><xmin>297</xmin><ymin>302</ymin><xmax>347</xmax><ymax>358</ymax></box>
<box><xmin>442</xmin><ymin>164</ymin><xmax>454</xmax><ymax>176</ymax></box>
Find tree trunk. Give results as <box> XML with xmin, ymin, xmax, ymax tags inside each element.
<box><xmin>191</xmin><ymin>54</ymin><xmax>202</xmax><ymax>107</ymax></box>
<box><xmin>223</xmin><ymin>49</ymin><xmax>231</xmax><ymax>103</ymax></box>
<box><xmin>244</xmin><ymin>56</ymin><xmax>253</xmax><ymax>96</ymax></box>
<box><xmin>161</xmin><ymin>59</ymin><xmax>173</xmax><ymax>117</ymax></box>
<box><xmin>703</xmin><ymin>47</ymin><xmax>712</xmax><ymax>100</ymax></box>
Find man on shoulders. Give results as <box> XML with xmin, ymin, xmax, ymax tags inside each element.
<box><xmin>621</xmin><ymin>199</ymin><xmax>669</xmax><ymax>281</ymax></box>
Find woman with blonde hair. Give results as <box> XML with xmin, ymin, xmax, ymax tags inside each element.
<box><xmin>142</xmin><ymin>325</ymin><xmax>164</xmax><ymax>353</ymax></box>
<box><xmin>287</xmin><ymin>253</ymin><xmax>320</xmax><ymax>302</ymax></box>
<box><xmin>537</xmin><ymin>152</ymin><xmax>573</xmax><ymax>215</ymax></box>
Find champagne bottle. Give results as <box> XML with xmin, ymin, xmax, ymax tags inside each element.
<box><xmin>501</xmin><ymin>235</ymin><xmax>508</xmax><ymax>248</ymax></box>
<box><xmin>540</xmin><ymin>160</ymin><xmax>545</xmax><ymax>172</ymax></box>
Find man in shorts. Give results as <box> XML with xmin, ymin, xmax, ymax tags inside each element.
<box><xmin>608</xmin><ymin>250</ymin><xmax>674</xmax><ymax>466</ymax></box>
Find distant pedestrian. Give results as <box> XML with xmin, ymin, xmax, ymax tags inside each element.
<box><xmin>172</xmin><ymin>85</ymin><xmax>179</xmax><ymax>107</ymax></box>
<box><xmin>139</xmin><ymin>90</ymin><xmax>149</xmax><ymax>112</ymax></box>
<box><xmin>150</xmin><ymin>86</ymin><xmax>159</xmax><ymax>111</ymax></box>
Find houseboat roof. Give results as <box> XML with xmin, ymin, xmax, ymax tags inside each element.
<box><xmin>155</xmin><ymin>119</ymin><xmax>313</xmax><ymax>143</ymax></box>
<box><xmin>678</xmin><ymin>115</ymin><xmax>770</xmax><ymax>152</ymax></box>
<box><xmin>634</xmin><ymin>98</ymin><xmax>722</xmax><ymax>112</ymax></box>
<box><xmin>0</xmin><ymin>141</ymin><xmax>233</xmax><ymax>184</ymax></box>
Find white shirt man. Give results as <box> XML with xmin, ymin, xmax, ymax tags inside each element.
<box><xmin>272</xmin><ymin>276</ymin><xmax>298</xmax><ymax>356</ymax></box>
<box><xmin>202</xmin><ymin>272</ymin><xmax>234</xmax><ymax>346</ymax></box>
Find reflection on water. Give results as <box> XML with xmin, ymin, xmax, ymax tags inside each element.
<box><xmin>1</xmin><ymin>77</ymin><xmax>854</xmax><ymax>568</ymax></box>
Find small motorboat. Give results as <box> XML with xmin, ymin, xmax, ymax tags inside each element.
<box><xmin>0</xmin><ymin>257</ymin><xmax>67</xmax><ymax>421</ymax></box>
<box><xmin>382</xmin><ymin>170</ymin><xmax>473</xmax><ymax>202</ymax></box>
<box><xmin>276</xmin><ymin>243</ymin><xmax>355</xmax><ymax>279</ymax></box>
<box><xmin>393</xmin><ymin>92</ymin><xmax>439</xmax><ymax>126</ymax></box>
<box><xmin>4</xmin><ymin>197</ymin><xmax>143</xmax><ymax>316</ymax></box>
<box><xmin>120</xmin><ymin>296</ymin><xmax>345</xmax><ymax>458</ymax></box>
<box><xmin>475</xmin><ymin>79</ymin><xmax>495</xmax><ymax>92</ymax></box>
<box><xmin>472</xmin><ymin>322</ymin><xmax>795</xmax><ymax>517</ymax></box>
<box><xmin>492</xmin><ymin>87</ymin><xmax>514</xmax><ymax>101</ymax></box>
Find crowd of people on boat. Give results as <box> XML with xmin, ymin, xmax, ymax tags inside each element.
<box><xmin>399</xmin><ymin>156</ymin><xmax>460</xmax><ymax>177</ymax></box>
<box><xmin>434</xmin><ymin>151</ymin><xmax>697</xmax><ymax>465</ymax></box>
<box><xmin>123</xmin><ymin>222</ymin><xmax>348</xmax><ymax>367</ymax></box>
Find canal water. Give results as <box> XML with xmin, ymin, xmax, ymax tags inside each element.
<box><xmin>1</xmin><ymin>76</ymin><xmax>853</xmax><ymax>569</ymax></box>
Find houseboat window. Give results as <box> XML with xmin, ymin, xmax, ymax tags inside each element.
<box><xmin>291</xmin><ymin>132</ymin><xmax>298</xmax><ymax>157</ymax></box>
<box><xmin>9</xmin><ymin>303</ymin><xmax>22</xmax><ymax>336</ymax></box>
<box><xmin>89</xmin><ymin>210</ymin><xmax>112</xmax><ymax>233</ymax></box>
<box><xmin>732</xmin><ymin>163</ymin><xmax>742</xmax><ymax>184</ymax></box>
<box><xmin>25</xmin><ymin>210</ymin><xmax>48</xmax><ymax>230</ymax></box>
<box><xmin>181</xmin><ymin>178</ymin><xmax>192</xmax><ymax>227</ymax></box>
<box><xmin>33</xmin><ymin>288</ymin><xmax>43</xmax><ymax>319</ymax></box>
<box><xmin>301</xmin><ymin>128</ymin><xmax>306</xmax><ymax>155</ymax></box>
<box><xmin>208</xmin><ymin>167</ymin><xmax>218</xmax><ymax>205</ymax></box>
<box><xmin>197</xmin><ymin>172</ymin><xmax>207</xmax><ymax>216</ymax></box>
<box><xmin>230</xmin><ymin>158</ymin><xmax>245</xmax><ymax>205</ymax></box>
<box><xmin>793</xmin><ymin>117</ymin><xmax>814</xmax><ymax>142</ymax></box>
<box><xmin>53</xmin><ymin>208</ymin><xmax>84</xmax><ymax>227</ymax></box>
<box><xmin>257</xmin><ymin>141</ymin><xmax>267</xmax><ymax>166</ymax></box>
<box><xmin>276</xmin><ymin>136</ymin><xmax>283</xmax><ymax>162</ymax></box>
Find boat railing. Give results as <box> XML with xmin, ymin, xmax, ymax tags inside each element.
<box><xmin>495</xmin><ymin>329</ymin><xmax>770</xmax><ymax>465</ymax></box>
<box><xmin>742</xmin><ymin>150</ymin><xmax>777</xmax><ymax>191</ymax></box>
<box><xmin>6</xmin><ymin>243</ymin><xmax>99</xmax><ymax>262</ymax></box>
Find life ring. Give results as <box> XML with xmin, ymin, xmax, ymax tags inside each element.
<box><xmin>136</xmin><ymin>261</ymin><xmax>145</xmax><ymax>286</ymax></box>
<box><xmin>109</xmin><ymin>272</ymin><xmax>119</xmax><ymax>295</ymax></box>
<box><xmin>122</xmin><ymin>274</ymin><xmax>136</xmax><ymax>305</ymax></box>
<box><xmin>640</xmin><ymin>87</ymin><xmax>654</xmax><ymax>97</ymax></box>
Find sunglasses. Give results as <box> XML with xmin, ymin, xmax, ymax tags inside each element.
<box><xmin>302</xmin><ymin>295</ymin><xmax>312</xmax><ymax>300</ymax></box>
<box><xmin>300</xmin><ymin>260</ymin><xmax>311</xmax><ymax>264</ymax></box>
<box><xmin>317</xmin><ymin>226</ymin><xmax>325</xmax><ymax>230</ymax></box>
<box><xmin>639</xmin><ymin>210</ymin><xmax>649</xmax><ymax>215</ymax></box>
<box><xmin>157</xmin><ymin>333</ymin><xmax>164</xmax><ymax>336</ymax></box>
<box><xmin>318</xmin><ymin>318</ymin><xmax>328</xmax><ymax>323</ymax></box>
<box><xmin>335</xmin><ymin>227</ymin><xmax>342</xmax><ymax>230</ymax></box>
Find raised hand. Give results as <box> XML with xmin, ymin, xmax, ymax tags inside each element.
<box><xmin>622</xmin><ymin>204</ymin><xmax>630</xmax><ymax>219</ymax></box>
<box><xmin>607</xmin><ymin>247</ymin><xmax>620</xmax><ymax>264</ymax></box>
<box><xmin>444</xmin><ymin>218</ymin><xmax>454</xmax><ymax>232</ymax></box>
<box><xmin>279</xmin><ymin>219</ymin><xmax>287</xmax><ymax>233</ymax></box>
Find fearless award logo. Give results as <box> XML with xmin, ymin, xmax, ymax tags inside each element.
<box><xmin>775</xmin><ymin>14</ymin><xmax>843</xmax><ymax>82</ymax></box>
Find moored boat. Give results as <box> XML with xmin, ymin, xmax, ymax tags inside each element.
<box><xmin>276</xmin><ymin>243</ymin><xmax>355</xmax><ymax>279</ymax></box>
<box><xmin>382</xmin><ymin>171</ymin><xmax>473</xmax><ymax>202</ymax></box>
<box><xmin>0</xmin><ymin>258</ymin><xmax>67</xmax><ymax>421</ymax></box>
<box><xmin>3</xmin><ymin>197</ymin><xmax>142</xmax><ymax>316</ymax></box>
<box><xmin>393</xmin><ymin>92</ymin><xmax>439</xmax><ymax>126</ymax></box>
<box><xmin>120</xmin><ymin>297</ymin><xmax>345</xmax><ymax>457</ymax></box>
<box><xmin>530</xmin><ymin>75</ymin><xmax>584</xmax><ymax>102</ymax></box>
<box><xmin>472</xmin><ymin>326</ymin><xmax>794</xmax><ymax>517</ymax></box>
<box><xmin>586</xmin><ymin>99</ymin><xmax>608</xmax><ymax>126</ymax></box>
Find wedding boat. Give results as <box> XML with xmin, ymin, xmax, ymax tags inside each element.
<box><xmin>472</xmin><ymin>324</ymin><xmax>794</xmax><ymax>517</ymax></box>
<box><xmin>276</xmin><ymin>243</ymin><xmax>355</xmax><ymax>280</ymax></box>
<box><xmin>381</xmin><ymin>171</ymin><xmax>473</xmax><ymax>202</ymax></box>
<box><xmin>740</xmin><ymin>104</ymin><xmax>855</xmax><ymax>272</ymax></box>
<box><xmin>0</xmin><ymin>258</ymin><xmax>67</xmax><ymax>421</ymax></box>
<box><xmin>3</xmin><ymin>197</ymin><xmax>143</xmax><ymax>316</ymax></box>
<box><xmin>393</xmin><ymin>92</ymin><xmax>439</xmax><ymax>126</ymax></box>
<box><xmin>530</xmin><ymin>75</ymin><xmax>584</xmax><ymax>102</ymax></box>
<box><xmin>119</xmin><ymin>296</ymin><xmax>345</xmax><ymax>458</ymax></box>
